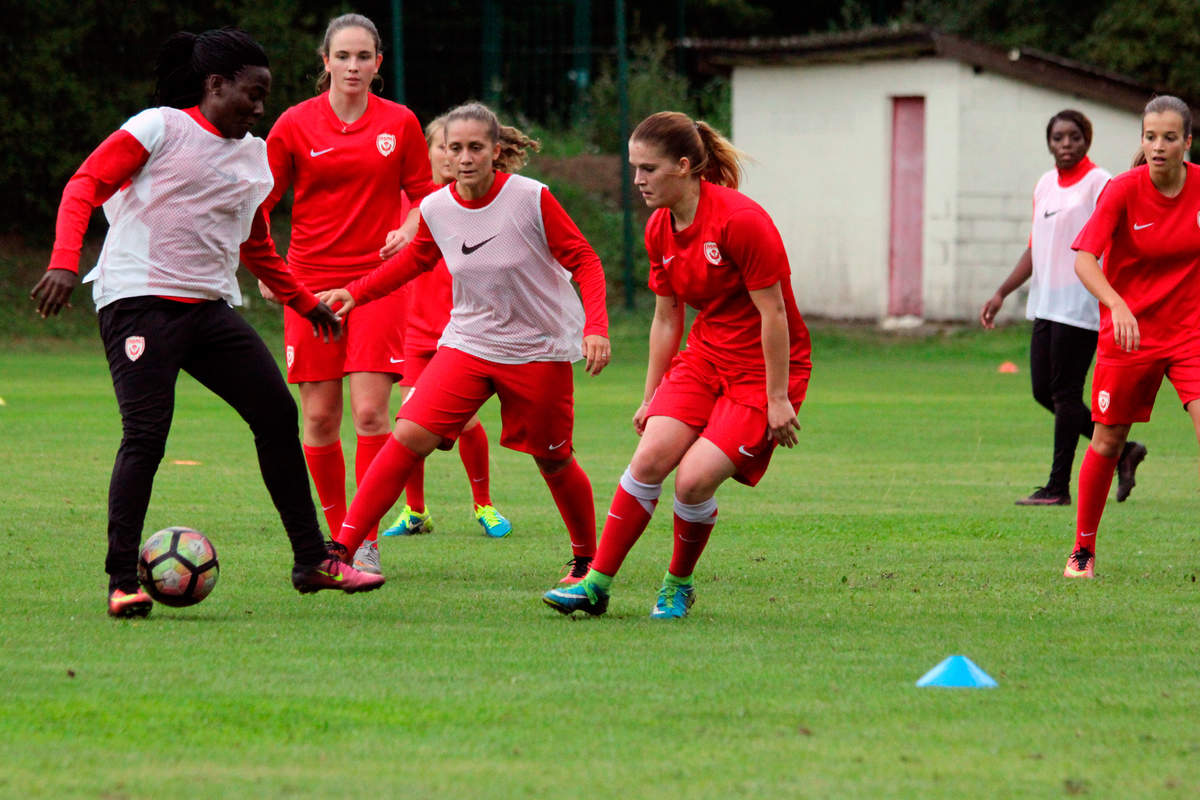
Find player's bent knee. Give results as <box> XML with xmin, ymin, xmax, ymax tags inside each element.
<box><xmin>534</xmin><ymin>454</ymin><xmax>573</xmax><ymax>475</ymax></box>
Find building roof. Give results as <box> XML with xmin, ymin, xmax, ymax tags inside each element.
<box><xmin>681</xmin><ymin>26</ymin><xmax>1182</xmax><ymax>114</ymax></box>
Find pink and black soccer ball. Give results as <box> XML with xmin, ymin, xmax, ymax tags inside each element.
<box><xmin>137</xmin><ymin>526</ymin><xmax>219</xmax><ymax>607</ymax></box>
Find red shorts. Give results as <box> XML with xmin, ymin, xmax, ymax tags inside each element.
<box><xmin>399</xmin><ymin>347</ymin><xmax>575</xmax><ymax>459</ymax></box>
<box><xmin>1092</xmin><ymin>348</ymin><xmax>1200</xmax><ymax>425</ymax></box>
<box><xmin>282</xmin><ymin>287</ymin><xmax>408</xmax><ymax>384</ymax></box>
<box><xmin>401</xmin><ymin>340</ymin><xmax>437</xmax><ymax>386</ymax></box>
<box><xmin>646</xmin><ymin>349</ymin><xmax>809</xmax><ymax>486</ymax></box>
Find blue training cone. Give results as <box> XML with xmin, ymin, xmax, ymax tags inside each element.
<box><xmin>916</xmin><ymin>655</ymin><xmax>998</xmax><ymax>688</ymax></box>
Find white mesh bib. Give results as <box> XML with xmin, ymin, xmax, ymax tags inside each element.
<box><xmin>84</xmin><ymin>107</ymin><xmax>274</xmax><ymax>309</ymax></box>
<box><xmin>421</xmin><ymin>174</ymin><xmax>585</xmax><ymax>363</ymax></box>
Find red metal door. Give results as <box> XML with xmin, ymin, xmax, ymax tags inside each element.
<box><xmin>888</xmin><ymin>97</ymin><xmax>925</xmax><ymax>317</ymax></box>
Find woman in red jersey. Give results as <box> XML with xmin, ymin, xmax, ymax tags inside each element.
<box><xmin>318</xmin><ymin>102</ymin><xmax>610</xmax><ymax>582</ymax></box>
<box><xmin>254</xmin><ymin>13</ymin><xmax>435</xmax><ymax>576</ymax></box>
<box><xmin>980</xmin><ymin>110</ymin><xmax>1146</xmax><ymax>507</ymax></box>
<box><xmin>543</xmin><ymin>111</ymin><xmax>811</xmax><ymax>619</ymax></box>
<box><xmin>381</xmin><ymin>115</ymin><xmax>512</xmax><ymax>541</ymax></box>
<box><xmin>1065</xmin><ymin>95</ymin><xmax>1200</xmax><ymax>579</ymax></box>
<box><xmin>30</xmin><ymin>28</ymin><xmax>383</xmax><ymax>617</ymax></box>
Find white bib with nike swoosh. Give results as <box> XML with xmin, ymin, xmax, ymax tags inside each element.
<box><xmin>1026</xmin><ymin>165</ymin><xmax>1111</xmax><ymax>330</ymax></box>
<box><xmin>420</xmin><ymin>174</ymin><xmax>585</xmax><ymax>364</ymax></box>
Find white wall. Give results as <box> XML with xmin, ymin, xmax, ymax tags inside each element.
<box><xmin>951</xmin><ymin>66</ymin><xmax>1140</xmax><ymax>321</ymax></box>
<box><xmin>732</xmin><ymin>58</ymin><xmax>1142</xmax><ymax>322</ymax></box>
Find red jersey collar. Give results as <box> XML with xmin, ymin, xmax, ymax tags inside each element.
<box><xmin>320</xmin><ymin>91</ymin><xmax>376</xmax><ymax>134</ymax></box>
<box><xmin>669</xmin><ymin>179</ymin><xmax>711</xmax><ymax>239</ymax></box>
<box><xmin>184</xmin><ymin>106</ymin><xmax>224</xmax><ymax>137</ymax></box>
<box><xmin>1057</xmin><ymin>156</ymin><xmax>1095</xmax><ymax>187</ymax></box>
<box><xmin>450</xmin><ymin>171</ymin><xmax>511</xmax><ymax>208</ymax></box>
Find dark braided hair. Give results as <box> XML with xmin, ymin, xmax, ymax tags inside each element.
<box><xmin>154</xmin><ymin>28</ymin><xmax>269</xmax><ymax>108</ymax></box>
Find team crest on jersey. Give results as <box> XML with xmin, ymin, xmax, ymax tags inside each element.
<box><xmin>376</xmin><ymin>133</ymin><xmax>396</xmax><ymax>157</ymax></box>
<box><xmin>124</xmin><ymin>336</ymin><xmax>145</xmax><ymax>362</ymax></box>
<box><xmin>1098</xmin><ymin>390</ymin><xmax>1110</xmax><ymax>414</ymax></box>
<box><xmin>285</xmin><ymin>345</ymin><xmax>295</xmax><ymax>370</ymax></box>
<box><xmin>703</xmin><ymin>241</ymin><xmax>723</xmax><ymax>265</ymax></box>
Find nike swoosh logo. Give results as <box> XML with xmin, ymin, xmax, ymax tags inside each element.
<box><xmin>389</xmin><ymin>357</ymin><xmax>404</xmax><ymax>363</ymax></box>
<box><xmin>548</xmin><ymin>440</ymin><xmax>568</xmax><ymax>450</ymax></box>
<box><xmin>1078</xmin><ymin>531</ymin><xmax>1096</xmax><ymax>539</ymax></box>
<box><xmin>321</xmin><ymin>503</ymin><xmax>336</xmax><ymax>511</ymax></box>
<box><xmin>737</xmin><ymin>445</ymin><xmax>757</xmax><ymax>457</ymax></box>
<box><xmin>1133</xmin><ymin>222</ymin><xmax>1154</xmax><ymax>230</ymax></box>
<box><xmin>607</xmin><ymin>512</ymin><xmax>623</xmax><ymax>520</ymax></box>
<box><xmin>315</xmin><ymin>568</ymin><xmax>344</xmax><ymax>581</ymax></box>
<box><xmin>461</xmin><ymin>235</ymin><xmax>498</xmax><ymax>255</ymax></box>
<box><xmin>310</xmin><ymin>147</ymin><xmax>334</xmax><ymax>157</ymax></box>
<box><xmin>1042</xmin><ymin>210</ymin><xmax>1059</xmax><ymax>218</ymax></box>
<box><xmin>663</xmin><ymin>255</ymin><xmax>676</xmax><ymax>264</ymax></box>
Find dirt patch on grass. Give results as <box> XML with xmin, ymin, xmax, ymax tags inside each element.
<box><xmin>533</xmin><ymin>154</ymin><xmax>625</xmax><ymax>207</ymax></box>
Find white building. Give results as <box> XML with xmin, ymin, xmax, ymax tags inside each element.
<box><xmin>688</xmin><ymin>27</ymin><xmax>1172</xmax><ymax>323</ymax></box>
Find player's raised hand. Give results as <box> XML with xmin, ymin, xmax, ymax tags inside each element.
<box><xmin>31</xmin><ymin>268</ymin><xmax>77</xmax><ymax>318</ymax></box>
<box><xmin>316</xmin><ymin>288</ymin><xmax>356</xmax><ymax>319</ymax></box>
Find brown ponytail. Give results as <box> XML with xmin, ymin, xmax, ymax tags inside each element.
<box><xmin>443</xmin><ymin>102</ymin><xmax>541</xmax><ymax>173</ymax></box>
<box><xmin>630</xmin><ymin>111</ymin><xmax>746</xmax><ymax>189</ymax></box>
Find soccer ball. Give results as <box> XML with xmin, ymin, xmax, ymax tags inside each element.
<box><xmin>137</xmin><ymin>526</ymin><xmax>220</xmax><ymax>607</ymax></box>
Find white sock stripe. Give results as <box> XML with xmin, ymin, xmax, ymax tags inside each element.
<box><xmin>673</xmin><ymin>496</ymin><xmax>718</xmax><ymax>524</ymax></box>
<box><xmin>620</xmin><ymin>466</ymin><xmax>662</xmax><ymax>502</ymax></box>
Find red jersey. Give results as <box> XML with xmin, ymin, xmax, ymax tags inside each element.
<box><xmin>406</xmin><ymin>258</ymin><xmax>453</xmax><ymax>351</ymax></box>
<box><xmin>1073</xmin><ymin>163</ymin><xmax>1200</xmax><ymax>363</ymax></box>
<box><xmin>262</xmin><ymin>92</ymin><xmax>435</xmax><ymax>290</ymax></box>
<box><xmin>646</xmin><ymin>180</ymin><xmax>810</xmax><ymax>378</ymax></box>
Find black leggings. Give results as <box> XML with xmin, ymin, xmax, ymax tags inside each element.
<box><xmin>1029</xmin><ymin>318</ymin><xmax>1098</xmax><ymax>492</ymax></box>
<box><xmin>98</xmin><ymin>297</ymin><xmax>327</xmax><ymax>591</ymax></box>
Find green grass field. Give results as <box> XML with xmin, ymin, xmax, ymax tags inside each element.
<box><xmin>3</xmin><ymin>322</ymin><xmax>1200</xmax><ymax>798</ymax></box>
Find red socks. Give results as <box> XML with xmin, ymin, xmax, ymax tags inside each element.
<box><xmin>303</xmin><ymin>440</ymin><xmax>346</xmax><ymax>537</ymax></box>
<box><xmin>355</xmin><ymin>433</ymin><xmax>390</xmax><ymax>544</ymax></box>
<box><xmin>458</xmin><ymin>422</ymin><xmax>492</xmax><ymax>506</ymax></box>
<box><xmin>404</xmin><ymin>461</ymin><xmax>426</xmax><ymax>513</ymax></box>
<box><xmin>336</xmin><ymin>435</ymin><xmax>422</xmax><ymax>553</ymax></box>
<box><xmin>591</xmin><ymin>468</ymin><xmax>662</xmax><ymax>576</ymax></box>
<box><xmin>1076</xmin><ymin>446</ymin><xmax>1119</xmax><ymax>553</ymax></box>
<box><xmin>540</xmin><ymin>458</ymin><xmax>597</xmax><ymax>558</ymax></box>
<box><xmin>669</xmin><ymin>497</ymin><xmax>718</xmax><ymax>578</ymax></box>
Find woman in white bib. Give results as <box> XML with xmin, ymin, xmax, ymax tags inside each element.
<box><xmin>31</xmin><ymin>28</ymin><xmax>384</xmax><ymax>617</ymax></box>
<box><xmin>980</xmin><ymin>110</ymin><xmax>1146</xmax><ymax>507</ymax></box>
<box><xmin>318</xmin><ymin>102</ymin><xmax>610</xmax><ymax>585</ymax></box>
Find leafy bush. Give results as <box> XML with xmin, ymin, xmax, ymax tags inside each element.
<box><xmin>581</xmin><ymin>36</ymin><xmax>732</xmax><ymax>152</ymax></box>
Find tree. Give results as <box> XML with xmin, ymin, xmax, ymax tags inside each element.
<box><xmin>1077</xmin><ymin>0</ymin><xmax>1200</xmax><ymax>102</ymax></box>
